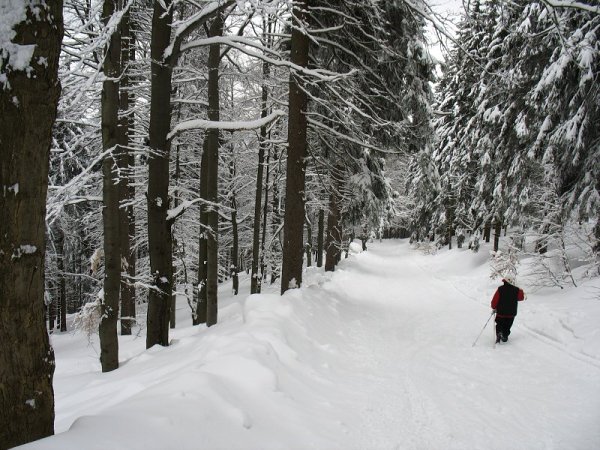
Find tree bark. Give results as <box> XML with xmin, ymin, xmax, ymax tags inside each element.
<box><xmin>0</xmin><ymin>2</ymin><xmax>62</xmax><ymax>446</ymax></box>
<box><xmin>171</xmin><ymin>143</ymin><xmax>181</xmax><ymax>330</ymax></box>
<box><xmin>147</xmin><ymin>0</ymin><xmax>174</xmax><ymax>348</ymax></box>
<box><xmin>100</xmin><ymin>0</ymin><xmax>122</xmax><ymax>373</ymax></box>
<box><xmin>48</xmin><ymin>295</ymin><xmax>56</xmax><ymax>332</ymax></box>
<box><xmin>484</xmin><ymin>222</ymin><xmax>491</xmax><ymax>243</ymax></box>
<box><xmin>194</xmin><ymin>146</ymin><xmax>209</xmax><ymax>325</ymax></box>
<box><xmin>271</xmin><ymin>148</ymin><xmax>282</xmax><ymax>285</ymax></box>
<box><xmin>493</xmin><ymin>220</ymin><xmax>502</xmax><ymax>252</ymax></box>
<box><xmin>251</xmin><ymin>57</ymin><xmax>270</xmax><ymax>294</ymax></box>
<box><xmin>205</xmin><ymin>13</ymin><xmax>224</xmax><ymax>326</ymax></box>
<box><xmin>261</xmin><ymin>146</ymin><xmax>271</xmax><ymax>280</ymax></box>
<box><xmin>317</xmin><ymin>209</ymin><xmax>324</xmax><ymax>267</ymax></box>
<box><xmin>119</xmin><ymin>5</ymin><xmax>135</xmax><ymax>336</ymax></box>
<box><xmin>281</xmin><ymin>0</ymin><xmax>310</xmax><ymax>294</ymax></box>
<box><xmin>57</xmin><ymin>227</ymin><xmax>67</xmax><ymax>332</ymax></box>
<box><xmin>231</xmin><ymin>194</ymin><xmax>239</xmax><ymax>295</ymax></box>
<box><xmin>325</xmin><ymin>187</ymin><xmax>342</xmax><ymax>272</ymax></box>
<box><xmin>229</xmin><ymin>146</ymin><xmax>239</xmax><ymax>295</ymax></box>
<box><xmin>306</xmin><ymin>215</ymin><xmax>312</xmax><ymax>267</ymax></box>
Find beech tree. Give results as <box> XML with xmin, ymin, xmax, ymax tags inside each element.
<box><xmin>0</xmin><ymin>1</ymin><xmax>63</xmax><ymax>447</ymax></box>
<box><xmin>99</xmin><ymin>0</ymin><xmax>123</xmax><ymax>373</ymax></box>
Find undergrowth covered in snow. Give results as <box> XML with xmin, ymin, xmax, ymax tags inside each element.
<box><xmin>20</xmin><ymin>240</ymin><xmax>600</xmax><ymax>450</ymax></box>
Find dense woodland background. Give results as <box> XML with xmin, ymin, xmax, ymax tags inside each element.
<box><xmin>0</xmin><ymin>0</ymin><xmax>598</xmax><ymax>448</ymax></box>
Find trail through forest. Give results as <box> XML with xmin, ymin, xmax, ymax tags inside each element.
<box><xmin>21</xmin><ymin>240</ymin><xmax>600</xmax><ymax>450</ymax></box>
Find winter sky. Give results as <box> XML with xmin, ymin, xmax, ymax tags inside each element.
<box><xmin>428</xmin><ymin>0</ymin><xmax>465</xmax><ymax>64</ymax></box>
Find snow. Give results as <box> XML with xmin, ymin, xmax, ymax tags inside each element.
<box><xmin>12</xmin><ymin>244</ymin><xmax>37</xmax><ymax>260</ymax></box>
<box><xmin>18</xmin><ymin>240</ymin><xmax>600</xmax><ymax>450</ymax></box>
<box><xmin>0</xmin><ymin>1</ymin><xmax>35</xmax><ymax>79</ymax></box>
<box><xmin>3</xmin><ymin>183</ymin><xmax>19</xmax><ymax>196</ymax></box>
<box><xmin>168</xmin><ymin>110</ymin><xmax>286</xmax><ymax>139</ymax></box>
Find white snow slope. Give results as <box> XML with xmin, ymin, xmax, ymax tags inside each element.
<box><xmin>19</xmin><ymin>240</ymin><xmax>600</xmax><ymax>450</ymax></box>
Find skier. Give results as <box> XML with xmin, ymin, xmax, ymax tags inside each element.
<box><xmin>491</xmin><ymin>277</ymin><xmax>526</xmax><ymax>343</ymax></box>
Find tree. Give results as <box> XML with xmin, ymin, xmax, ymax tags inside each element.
<box><xmin>281</xmin><ymin>0</ymin><xmax>311</xmax><ymax>294</ymax></box>
<box><xmin>99</xmin><ymin>0</ymin><xmax>122</xmax><ymax>373</ymax></box>
<box><xmin>251</xmin><ymin>17</ymin><xmax>273</xmax><ymax>295</ymax></box>
<box><xmin>205</xmin><ymin>12</ymin><xmax>225</xmax><ymax>326</ymax></box>
<box><xmin>0</xmin><ymin>1</ymin><xmax>63</xmax><ymax>446</ymax></box>
<box><xmin>146</xmin><ymin>0</ymin><xmax>176</xmax><ymax>348</ymax></box>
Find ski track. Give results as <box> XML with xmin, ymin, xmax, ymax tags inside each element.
<box><xmin>327</xmin><ymin>241</ymin><xmax>600</xmax><ymax>450</ymax></box>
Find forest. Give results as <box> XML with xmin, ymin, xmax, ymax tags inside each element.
<box><xmin>0</xmin><ymin>0</ymin><xmax>598</xmax><ymax>448</ymax></box>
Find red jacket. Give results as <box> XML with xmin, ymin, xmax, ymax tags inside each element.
<box><xmin>491</xmin><ymin>282</ymin><xmax>525</xmax><ymax>318</ymax></box>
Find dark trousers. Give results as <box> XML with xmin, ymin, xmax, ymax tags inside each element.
<box><xmin>495</xmin><ymin>316</ymin><xmax>515</xmax><ymax>337</ymax></box>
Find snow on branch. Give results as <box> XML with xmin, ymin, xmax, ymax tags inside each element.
<box><xmin>180</xmin><ymin>35</ymin><xmax>280</xmax><ymax>57</ymax></box>
<box><xmin>180</xmin><ymin>35</ymin><xmax>352</xmax><ymax>81</ymax></box>
<box><xmin>541</xmin><ymin>0</ymin><xmax>600</xmax><ymax>14</ymax></box>
<box><xmin>168</xmin><ymin>109</ymin><xmax>286</xmax><ymax>139</ymax></box>
<box><xmin>167</xmin><ymin>198</ymin><xmax>234</xmax><ymax>223</ymax></box>
<box><xmin>164</xmin><ymin>0</ymin><xmax>237</xmax><ymax>61</ymax></box>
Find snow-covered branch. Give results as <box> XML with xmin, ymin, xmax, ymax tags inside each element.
<box><xmin>168</xmin><ymin>109</ymin><xmax>286</xmax><ymax>139</ymax></box>
<box><xmin>541</xmin><ymin>0</ymin><xmax>600</xmax><ymax>14</ymax></box>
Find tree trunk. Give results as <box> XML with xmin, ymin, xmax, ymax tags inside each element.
<box><xmin>317</xmin><ymin>209</ymin><xmax>324</xmax><ymax>267</ymax></box>
<box><xmin>493</xmin><ymin>220</ymin><xmax>502</xmax><ymax>252</ymax></box>
<box><xmin>205</xmin><ymin>13</ymin><xmax>224</xmax><ymax>326</ymax></box>
<box><xmin>194</xmin><ymin>146</ymin><xmax>209</xmax><ymax>325</ymax></box>
<box><xmin>281</xmin><ymin>0</ymin><xmax>310</xmax><ymax>294</ymax></box>
<box><xmin>271</xmin><ymin>148</ymin><xmax>282</xmax><ymax>285</ymax></box>
<box><xmin>119</xmin><ymin>2</ymin><xmax>135</xmax><ymax>336</ymax></box>
<box><xmin>57</xmin><ymin>227</ymin><xmax>67</xmax><ymax>332</ymax></box>
<box><xmin>306</xmin><ymin>216</ymin><xmax>312</xmax><ymax>267</ymax></box>
<box><xmin>48</xmin><ymin>295</ymin><xmax>56</xmax><ymax>332</ymax></box>
<box><xmin>261</xmin><ymin>146</ymin><xmax>271</xmax><ymax>280</ymax></box>
<box><xmin>99</xmin><ymin>0</ymin><xmax>121</xmax><ymax>373</ymax></box>
<box><xmin>147</xmin><ymin>0</ymin><xmax>174</xmax><ymax>348</ymax></box>
<box><xmin>325</xmin><ymin>188</ymin><xmax>341</xmax><ymax>272</ymax></box>
<box><xmin>0</xmin><ymin>2</ymin><xmax>62</xmax><ymax>446</ymax></box>
<box><xmin>170</xmin><ymin>143</ymin><xmax>181</xmax><ymax>330</ymax></box>
<box><xmin>251</xmin><ymin>59</ymin><xmax>271</xmax><ymax>294</ymax></box>
<box><xmin>230</xmin><ymin>156</ymin><xmax>239</xmax><ymax>295</ymax></box>
<box><xmin>484</xmin><ymin>222</ymin><xmax>491</xmax><ymax>243</ymax></box>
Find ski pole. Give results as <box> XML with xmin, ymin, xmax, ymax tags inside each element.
<box><xmin>472</xmin><ymin>310</ymin><xmax>495</xmax><ymax>347</ymax></box>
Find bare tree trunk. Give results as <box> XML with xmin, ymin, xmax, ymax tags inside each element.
<box><xmin>57</xmin><ymin>227</ymin><xmax>67</xmax><ymax>332</ymax></box>
<box><xmin>119</xmin><ymin>6</ymin><xmax>135</xmax><ymax>336</ymax></box>
<box><xmin>48</xmin><ymin>295</ymin><xmax>56</xmax><ymax>332</ymax></box>
<box><xmin>325</xmin><ymin>181</ymin><xmax>342</xmax><ymax>272</ymax></box>
<box><xmin>229</xmin><ymin>148</ymin><xmax>239</xmax><ymax>295</ymax></box>
<box><xmin>281</xmin><ymin>0</ymin><xmax>310</xmax><ymax>294</ymax></box>
<box><xmin>170</xmin><ymin>143</ymin><xmax>181</xmax><ymax>330</ymax></box>
<box><xmin>317</xmin><ymin>209</ymin><xmax>324</xmax><ymax>267</ymax></box>
<box><xmin>260</xmin><ymin>146</ymin><xmax>271</xmax><ymax>280</ymax></box>
<box><xmin>147</xmin><ymin>0</ymin><xmax>174</xmax><ymax>348</ymax></box>
<box><xmin>194</xmin><ymin>147</ymin><xmax>209</xmax><ymax>325</ymax></box>
<box><xmin>484</xmin><ymin>222</ymin><xmax>491</xmax><ymax>243</ymax></box>
<box><xmin>251</xmin><ymin>57</ymin><xmax>270</xmax><ymax>294</ymax></box>
<box><xmin>0</xmin><ymin>2</ymin><xmax>62</xmax><ymax>446</ymax></box>
<box><xmin>271</xmin><ymin>149</ymin><xmax>282</xmax><ymax>285</ymax></box>
<box><xmin>205</xmin><ymin>13</ymin><xmax>224</xmax><ymax>326</ymax></box>
<box><xmin>493</xmin><ymin>220</ymin><xmax>502</xmax><ymax>252</ymax></box>
<box><xmin>99</xmin><ymin>0</ymin><xmax>121</xmax><ymax>373</ymax></box>
<box><xmin>306</xmin><ymin>215</ymin><xmax>312</xmax><ymax>267</ymax></box>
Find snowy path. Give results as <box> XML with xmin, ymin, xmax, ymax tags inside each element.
<box><xmin>21</xmin><ymin>240</ymin><xmax>600</xmax><ymax>450</ymax></box>
<box><xmin>317</xmin><ymin>241</ymin><xmax>600</xmax><ymax>450</ymax></box>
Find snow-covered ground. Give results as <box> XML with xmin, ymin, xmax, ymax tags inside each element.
<box><xmin>20</xmin><ymin>240</ymin><xmax>600</xmax><ymax>450</ymax></box>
